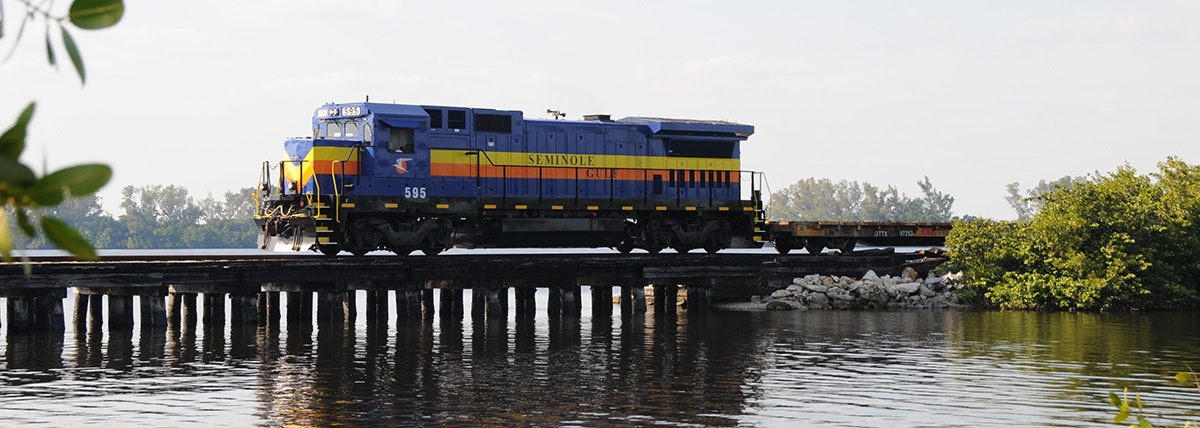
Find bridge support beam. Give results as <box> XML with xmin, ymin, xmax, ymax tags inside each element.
<box><xmin>620</xmin><ymin>285</ymin><xmax>647</xmax><ymax>316</ymax></box>
<box><xmin>365</xmin><ymin>290</ymin><xmax>389</xmax><ymax>322</ymax></box>
<box><xmin>3</xmin><ymin>288</ymin><xmax>66</xmax><ymax>333</ymax></box>
<box><xmin>316</xmin><ymin>291</ymin><xmax>345</xmax><ymax>324</ymax></box>
<box><xmin>265</xmin><ymin>291</ymin><xmax>281</xmax><ymax>326</ymax></box>
<box><xmin>397</xmin><ymin>289</ymin><xmax>423</xmax><ymax>320</ymax></box>
<box><xmin>73</xmin><ymin>292</ymin><xmax>89</xmax><ymax>331</ymax></box>
<box><xmin>421</xmin><ymin>289</ymin><xmax>435</xmax><ymax>319</ymax></box>
<box><xmin>514</xmin><ymin>287</ymin><xmax>536</xmax><ymax>319</ymax></box>
<box><xmin>547</xmin><ymin>287</ymin><xmax>561</xmax><ymax>319</ymax></box>
<box><xmin>686</xmin><ymin>286</ymin><xmax>712</xmax><ymax>314</ymax></box>
<box><xmin>590</xmin><ymin>286</ymin><xmax>612</xmax><ymax>318</ymax></box>
<box><xmin>439</xmin><ymin>288</ymin><xmax>463</xmax><ymax>318</ymax></box>
<box><xmin>652</xmin><ymin>284</ymin><xmax>679</xmax><ymax>314</ymax></box>
<box><xmin>180</xmin><ymin>293</ymin><xmax>199</xmax><ymax>330</ymax></box>
<box><xmin>140</xmin><ymin>295</ymin><xmax>168</xmax><ymax>328</ymax></box>
<box><xmin>229</xmin><ymin>294</ymin><xmax>258</xmax><ymax>326</ymax></box>
<box><xmin>109</xmin><ymin>295</ymin><xmax>135</xmax><ymax>330</ymax></box>
<box><xmin>202</xmin><ymin>293</ymin><xmax>225</xmax><ymax>328</ymax></box>
<box><xmin>560</xmin><ymin>283</ymin><xmax>582</xmax><ymax>318</ymax></box>
<box><xmin>285</xmin><ymin>291</ymin><xmax>313</xmax><ymax>329</ymax></box>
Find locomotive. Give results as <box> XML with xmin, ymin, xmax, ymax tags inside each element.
<box><xmin>254</xmin><ymin>101</ymin><xmax>767</xmax><ymax>256</ymax></box>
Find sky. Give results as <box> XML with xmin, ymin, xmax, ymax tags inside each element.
<box><xmin>3</xmin><ymin>0</ymin><xmax>1199</xmax><ymax>220</ymax></box>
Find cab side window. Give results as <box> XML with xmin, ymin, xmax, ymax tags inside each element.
<box><xmin>389</xmin><ymin>127</ymin><xmax>415</xmax><ymax>153</ymax></box>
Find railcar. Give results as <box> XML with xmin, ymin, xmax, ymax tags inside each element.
<box><xmin>255</xmin><ymin>102</ymin><xmax>768</xmax><ymax>256</ymax></box>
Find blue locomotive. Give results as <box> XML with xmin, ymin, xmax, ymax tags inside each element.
<box><xmin>255</xmin><ymin>102</ymin><xmax>767</xmax><ymax>255</ymax></box>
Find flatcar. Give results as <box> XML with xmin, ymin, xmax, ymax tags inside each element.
<box><xmin>254</xmin><ymin>102</ymin><xmax>768</xmax><ymax>256</ymax></box>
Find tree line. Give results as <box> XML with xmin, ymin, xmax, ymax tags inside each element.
<box><xmin>767</xmin><ymin>176</ymin><xmax>955</xmax><ymax>222</ymax></box>
<box><xmin>947</xmin><ymin>157</ymin><xmax>1200</xmax><ymax>310</ymax></box>
<box><xmin>13</xmin><ymin>185</ymin><xmax>258</xmax><ymax>250</ymax></box>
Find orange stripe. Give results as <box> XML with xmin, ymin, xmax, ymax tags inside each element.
<box><xmin>312</xmin><ymin>161</ymin><xmax>359</xmax><ymax>175</ymax></box>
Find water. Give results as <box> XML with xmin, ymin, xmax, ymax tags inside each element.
<box><xmin>1</xmin><ymin>289</ymin><xmax>1198</xmax><ymax>427</ymax></box>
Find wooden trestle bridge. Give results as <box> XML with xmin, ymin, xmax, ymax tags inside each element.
<box><xmin>0</xmin><ymin>250</ymin><xmax>945</xmax><ymax>332</ymax></box>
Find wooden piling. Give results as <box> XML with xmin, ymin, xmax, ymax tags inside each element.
<box><xmin>140</xmin><ymin>295</ymin><xmax>168</xmax><ymax>327</ymax></box>
<box><xmin>109</xmin><ymin>295</ymin><xmax>134</xmax><ymax>330</ymax></box>
<box><xmin>515</xmin><ymin>287</ymin><xmax>536</xmax><ymax>319</ymax></box>
<box><xmin>73</xmin><ymin>292</ymin><xmax>89</xmax><ymax>331</ymax></box>
<box><xmin>202</xmin><ymin>293</ymin><xmax>225</xmax><ymax>327</ymax></box>
<box><xmin>439</xmin><ymin>288</ymin><xmax>463</xmax><ymax>318</ymax></box>
<box><xmin>686</xmin><ymin>285</ymin><xmax>711</xmax><ymax>313</ymax></box>
<box><xmin>316</xmin><ymin>291</ymin><xmax>345</xmax><ymax>323</ymax></box>
<box><xmin>590</xmin><ymin>286</ymin><xmax>612</xmax><ymax>318</ymax></box>
<box><xmin>397</xmin><ymin>289</ymin><xmax>422</xmax><ymax>320</ymax></box>
<box><xmin>421</xmin><ymin>289</ymin><xmax>435</xmax><ymax>319</ymax></box>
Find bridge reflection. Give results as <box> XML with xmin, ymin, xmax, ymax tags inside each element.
<box><xmin>2</xmin><ymin>288</ymin><xmax>760</xmax><ymax>426</ymax></box>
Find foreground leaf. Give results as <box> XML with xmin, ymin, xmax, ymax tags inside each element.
<box><xmin>69</xmin><ymin>0</ymin><xmax>125</xmax><ymax>30</ymax></box>
<box><xmin>0</xmin><ymin>103</ymin><xmax>36</xmax><ymax>159</ymax></box>
<box><xmin>61</xmin><ymin>27</ymin><xmax>85</xmax><ymax>84</ymax></box>
<box><xmin>0</xmin><ymin>157</ymin><xmax>38</xmax><ymax>187</ymax></box>
<box><xmin>41</xmin><ymin>216</ymin><xmax>98</xmax><ymax>260</ymax></box>
<box><xmin>15</xmin><ymin>209</ymin><xmax>35</xmax><ymax>237</ymax></box>
<box><xmin>0</xmin><ymin>211</ymin><xmax>11</xmax><ymax>262</ymax></box>
<box><xmin>46</xmin><ymin>28</ymin><xmax>58</xmax><ymax>67</ymax></box>
<box><xmin>28</xmin><ymin>164</ymin><xmax>112</xmax><ymax>206</ymax></box>
<box><xmin>1176</xmin><ymin>371</ymin><xmax>1193</xmax><ymax>384</ymax></box>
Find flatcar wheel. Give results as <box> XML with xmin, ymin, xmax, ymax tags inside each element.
<box><xmin>775</xmin><ymin>242</ymin><xmax>792</xmax><ymax>254</ymax></box>
<box><xmin>804</xmin><ymin>240</ymin><xmax>825</xmax><ymax>255</ymax></box>
<box><xmin>615</xmin><ymin>241</ymin><xmax>635</xmax><ymax>254</ymax></box>
<box><xmin>645</xmin><ymin>247</ymin><xmax>663</xmax><ymax>254</ymax></box>
<box><xmin>350</xmin><ymin>249</ymin><xmax>369</xmax><ymax>257</ymax></box>
<box><xmin>672</xmin><ymin>245</ymin><xmax>692</xmax><ymax>254</ymax></box>
<box><xmin>704</xmin><ymin>243</ymin><xmax>722</xmax><ymax>254</ymax></box>
<box><xmin>830</xmin><ymin>239</ymin><xmax>856</xmax><ymax>254</ymax></box>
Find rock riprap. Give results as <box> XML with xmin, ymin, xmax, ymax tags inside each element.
<box><xmin>752</xmin><ymin>268</ymin><xmax>967</xmax><ymax>311</ymax></box>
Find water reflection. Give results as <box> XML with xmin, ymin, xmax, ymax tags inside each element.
<box><xmin>1</xmin><ymin>295</ymin><xmax>1199</xmax><ymax>426</ymax></box>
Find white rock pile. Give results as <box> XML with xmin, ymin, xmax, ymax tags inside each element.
<box><xmin>754</xmin><ymin>268</ymin><xmax>967</xmax><ymax>310</ymax></box>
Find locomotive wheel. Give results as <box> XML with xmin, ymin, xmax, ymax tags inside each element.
<box><xmin>420</xmin><ymin>240</ymin><xmax>444</xmax><ymax>256</ymax></box>
<box><xmin>704</xmin><ymin>243</ymin><xmax>722</xmax><ymax>254</ymax></box>
<box><xmin>672</xmin><ymin>245</ymin><xmax>693</xmax><ymax>254</ymax></box>
<box><xmin>615</xmin><ymin>241</ymin><xmax>635</xmax><ymax>254</ymax></box>
<box><xmin>645</xmin><ymin>246</ymin><xmax>663</xmax><ymax>254</ymax></box>
<box><xmin>350</xmin><ymin>249</ymin><xmax>369</xmax><ymax>257</ymax></box>
<box><xmin>775</xmin><ymin>242</ymin><xmax>793</xmax><ymax>254</ymax></box>
<box><xmin>318</xmin><ymin>245</ymin><xmax>341</xmax><ymax>256</ymax></box>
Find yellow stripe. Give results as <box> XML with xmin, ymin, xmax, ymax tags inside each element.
<box><xmin>685</xmin><ymin>206</ymin><xmax>696</xmax><ymax>211</ymax></box>
<box><xmin>743</xmin><ymin>207</ymin><xmax>754</xmax><ymax>211</ymax></box>
<box><xmin>622</xmin><ymin>206</ymin><xmax>634</xmax><ymax>211</ymax></box>
<box><xmin>656</xmin><ymin>206</ymin><xmax>667</xmax><ymax>211</ymax></box>
<box><xmin>551</xmin><ymin>205</ymin><xmax>564</xmax><ymax>210</ymax></box>
<box><xmin>281</xmin><ymin>146</ymin><xmax>358</xmax><ymax>186</ymax></box>
<box><xmin>318</xmin><ymin>237</ymin><xmax>331</xmax><ymax>243</ymax></box>
<box><xmin>316</xmin><ymin>227</ymin><xmax>330</xmax><ymax>232</ymax></box>
<box><xmin>484</xmin><ymin>204</ymin><xmax>497</xmax><ymax>209</ymax></box>
<box><xmin>718</xmin><ymin>206</ymin><xmax>729</xmax><ymax>211</ymax></box>
<box><xmin>436</xmin><ymin>203</ymin><xmax>450</xmax><ymax>209</ymax></box>
<box><xmin>341</xmin><ymin>203</ymin><xmax>355</xmax><ymax>208</ymax></box>
<box><xmin>515</xmin><ymin>204</ymin><xmax>528</xmax><ymax>210</ymax></box>
<box><xmin>385</xmin><ymin>203</ymin><xmax>398</xmax><ymax>208</ymax></box>
<box><xmin>430</xmin><ymin>149</ymin><xmax>740</xmax><ymax>171</ymax></box>
<box><xmin>587</xmin><ymin>205</ymin><xmax>599</xmax><ymax>210</ymax></box>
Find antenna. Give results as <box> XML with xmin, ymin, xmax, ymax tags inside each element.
<box><xmin>547</xmin><ymin>109</ymin><xmax>566</xmax><ymax>120</ymax></box>
<box><xmin>365</xmin><ymin>95</ymin><xmax>370</xmax><ymax>102</ymax></box>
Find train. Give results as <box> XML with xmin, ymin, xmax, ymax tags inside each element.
<box><xmin>254</xmin><ymin>101</ymin><xmax>769</xmax><ymax>256</ymax></box>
